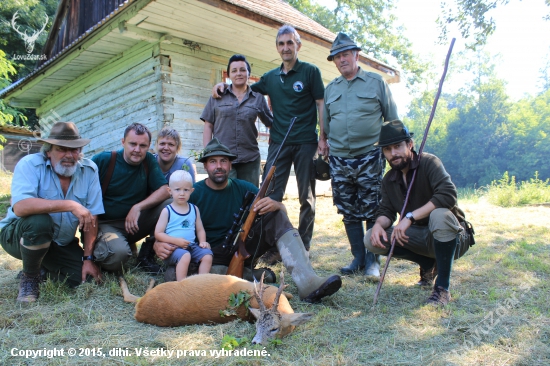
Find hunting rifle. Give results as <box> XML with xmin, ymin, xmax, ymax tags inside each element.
<box><xmin>372</xmin><ymin>38</ymin><xmax>456</xmax><ymax>306</ymax></box>
<box><xmin>226</xmin><ymin>117</ymin><xmax>297</xmax><ymax>278</ymax></box>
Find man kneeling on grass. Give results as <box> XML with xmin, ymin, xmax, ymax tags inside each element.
<box><xmin>0</xmin><ymin>122</ymin><xmax>104</xmax><ymax>303</ymax></box>
<box><xmin>364</xmin><ymin>120</ymin><xmax>474</xmax><ymax>306</ymax></box>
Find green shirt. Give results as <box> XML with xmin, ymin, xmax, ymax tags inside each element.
<box><xmin>252</xmin><ymin>59</ymin><xmax>325</xmax><ymax>145</ymax></box>
<box><xmin>324</xmin><ymin>67</ymin><xmax>398</xmax><ymax>157</ymax></box>
<box><xmin>377</xmin><ymin>152</ymin><xmax>458</xmax><ymax>226</ymax></box>
<box><xmin>189</xmin><ymin>178</ymin><xmax>258</xmax><ymax>248</ymax></box>
<box><xmin>92</xmin><ymin>150</ymin><xmax>167</xmax><ymax>220</ymax></box>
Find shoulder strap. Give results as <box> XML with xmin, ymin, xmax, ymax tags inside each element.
<box><xmin>101</xmin><ymin>151</ymin><xmax>117</xmax><ymax>196</ymax></box>
<box><xmin>143</xmin><ymin>154</ymin><xmax>149</xmax><ymax>177</ymax></box>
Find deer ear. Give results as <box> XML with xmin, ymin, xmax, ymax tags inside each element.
<box><xmin>249</xmin><ymin>307</ymin><xmax>261</xmax><ymax>320</ymax></box>
<box><xmin>281</xmin><ymin>312</ymin><xmax>314</xmax><ymax>326</ymax></box>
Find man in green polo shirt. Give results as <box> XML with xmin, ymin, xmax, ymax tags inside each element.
<box><xmin>324</xmin><ymin>33</ymin><xmax>399</xmax><ymax>279</ymax></box>
<box><xmin>213</xmin><ymin>25</ymin><xmax>326</xmax><ymax>261</ymax></box>
<box><xmin>92</xmin><ymin>123</ymin><xmax>170</xmax><ymax>273</ymax></box>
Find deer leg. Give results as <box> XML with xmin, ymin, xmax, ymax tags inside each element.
<box><xmin>145</xmin><ymin>278</ymin><xmax>155</xmax><ymax>293</ymax></box>
<box><xmin>119</xmin><ymin>277</ymin><xmax>140</xmax><ymax>303</ymax></box>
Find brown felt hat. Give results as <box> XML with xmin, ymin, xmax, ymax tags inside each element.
<box><xmin>198</xmin><ymin>137</ymin><xmax>237</xmax><ymax>163</ymax></box>
<box><xmin>37</xmin><ymin>122</ymin><xmax>90</xmax><ymax>148</ymax></box>
<box><xmin>375</xmin><ymin>120</ymin><xmax>414</xmax><ymax>147</ymax></box>
<box><xmin>327</xmin><ymin>32</ymin><xmax>362</xmax><ymax>61</ymax></box>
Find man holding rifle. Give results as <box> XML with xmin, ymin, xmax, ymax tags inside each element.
<box><xmin>364</xmin><ymin>120</ymin><xmax>473</xmax><ymax>306</ymax></box>
<box><xmin>154</xmin><ymin>138</ymin><xmax>342</xmax><ymax>303</ymax></box>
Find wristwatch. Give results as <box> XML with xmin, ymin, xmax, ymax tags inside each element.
<box><xmin>405</xmin><ymin>212</ymin><xmax>416</xmax><ymax>224</ymax></box>
<box><xmin>82</xmin><ymin>255</ymin><xmax>96</xmax><ymax>262</ymax></box>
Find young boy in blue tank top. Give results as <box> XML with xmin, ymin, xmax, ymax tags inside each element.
<box><xmin>154</xmin><ymin>170</ymin><xmax>213</xmax><ymax>280</ymax></box>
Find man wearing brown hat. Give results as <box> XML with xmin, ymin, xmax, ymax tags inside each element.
<box><xmin>0</xmin><ymin>122</ymin><xmax>104</xmax><ymax>302</ymax></box>
<box><xmin>323</xmin><ymin>32</ymin><xmax>399</xmax><ymax>278</ymax></box>
<box><xmin>365</xmin><ymin>120</ymin><xmax>474</xmax><ymax>306</ymax></box>
<box><xmin>154</xmin><ymin>138</ymin><xmax>342</xmax><ymax>303</ymax></box>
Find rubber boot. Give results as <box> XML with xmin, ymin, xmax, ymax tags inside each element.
<box><xmin>276</xmin><ymin>229</ymin><xmax>342</xmax><ymax>303</ymax></box>
<box><xmin>137</xmin><ymin>237</ymin><xmax>161</xmax><ymax>274</ymax></box>
<box><xmin>364</xmin><ymin>221</ymin><xmax>381</xmax><ymax>280</ymax></box>
<box><xmin>340</xmin><ymin>221</ymin><xmax>366</xmax><ymax>275</ymax></box>
<box><xmin>433</xmin><ymin>238</ymin><xmax>457</xmax><ymax>290</ymax></box>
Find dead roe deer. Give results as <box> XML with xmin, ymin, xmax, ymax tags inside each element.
<box><xmin>119</xmin><ymin>272</ymin><xmax>313</xmax><ymax>344</ymax></box>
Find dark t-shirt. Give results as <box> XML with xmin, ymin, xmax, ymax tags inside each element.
<box><xmin>92</xmin><ymin>150</ymin><xmax>167</xmax><ymax>220</ymax></box>
<box><xmin>189</xmin><ymin>178</ymin><xmax>258</xmax><ymax>248</ymax></box>
<box><xmin>252</xmin><ymin>59</ymin><xmax>325</xmax><ymax>145</ymax></box>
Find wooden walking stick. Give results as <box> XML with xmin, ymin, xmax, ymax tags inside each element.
<box><xmin>372</xmin><ymin>38</ymin><xmax>456</xmax><ymax>306</ymax></box>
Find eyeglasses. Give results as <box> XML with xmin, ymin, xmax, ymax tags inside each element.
<box><xmin>279</xmin><ymin>73</ymin><xmax>285</xmax><ymax>84</ymax></box>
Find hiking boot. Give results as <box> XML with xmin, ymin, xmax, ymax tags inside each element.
<box><xmin>259</xmin><ymin>249</ymin><xmax>282</xmax><ymax>266</ymax></box>
<box><xmin>137</xmin><ymin>238</ymin><xmax>162</xmax><ymax>274</ymax></box>
<box><xmin>17</xmin><ymin>267</ymin><xmax>48</xmax><ymax>282</ymax></box>
<box><xmin>249</xmin><ymin>267</ymin><xmax>276</xmax><ymax>283</ymax></box>
<box><xmin>416</xmin><ymin>263</ymin><xmax>438</xmax><ymax>287</ymax></box>
<box><xmin>426</xmin><ymin>285</ymin><xmax>451</xmax><ymax>307</ymax></box>
<box><xmin>17</xmin><ymin>273</ymin><xmax>41</xmax><ymax>303</ymax></box>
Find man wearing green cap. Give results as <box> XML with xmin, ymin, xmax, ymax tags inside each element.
<box><xmin>0</xmin><ymin>122</ymin><xmax>104</xmax><ymax>302</ymax></box>
<box><xmin>323</xmin><ymin>32</ymin><xmax>398</xmax><ymax>279</ymax></box>
<box><xmin>154</xmin><ymin>138</ymin><xmax>342</xmax><ymax>303</ymax></box>
<box><xmin>365</xmin><ymin>120</ymin><xmax>473</xmax><ymax>306</ymax></box>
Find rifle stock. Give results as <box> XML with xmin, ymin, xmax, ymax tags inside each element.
<box><xmin>226</xmin><ymin>117</ymin><xmax>297</xmax><ymax>278</ymax></box>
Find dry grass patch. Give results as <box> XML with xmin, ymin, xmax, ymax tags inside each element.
<box><xmin>0</xmin><ymin>192</ymin><xmax>549</xmax><ymax>364</ymax></box>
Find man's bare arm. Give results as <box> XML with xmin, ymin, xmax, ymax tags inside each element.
<box><xmin>81</xmin><ymin>215</ymin><xmax>102</xmax><ymax>282</ymax></box>
<box><xmin>316</xmin><ymin>98</ymin><xmax>328</xmax><ymax>156</ymax></box>
<box><xmin>125</xmin><ymin>185</ymin><xmax>171</xmax><ymax>234</ymax></box>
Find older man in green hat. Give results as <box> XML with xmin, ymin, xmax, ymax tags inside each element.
<box><xmin>154</xmin><ymin>138</ymin><xmax>342</xmax><ymax>303</ymax></box>
<box><xmin>0</xmin><ymin>122</ymin><xmax>104</xmax><ymax>302</ymax></box>
<box><xmin>323</xmin><ymin>32</ymin><xmax>399</xmax><ymax>278</ymax></box>
<box><xmin>365</xmin><ymin>120</ymin><xmax>474</xmax><ymax>306</ymax></box>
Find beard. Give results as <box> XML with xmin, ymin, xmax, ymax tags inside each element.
<box><xmin>53</xmin><ymin>158</ymin><xmax>79</xmax><ymax>177</ymax></box>
<box><xmin>389</xmin><ymin>154</ymin><xmax>412</xmax><ymax>171</ymax></box>
<box><xmin>207</xmin><ymin>168</ymin><xmax>229</xmax><ymax>184</ymax></box>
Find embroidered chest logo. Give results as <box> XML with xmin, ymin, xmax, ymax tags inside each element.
<box><xmin>182</xmin><ymin>220</ymin><xmax>190</xmax><ymax>228</ymax></box>
<box><xmin>293</xmin><ymin>81</ymin><xmax>304</xmax><ymax>92</ymax></box>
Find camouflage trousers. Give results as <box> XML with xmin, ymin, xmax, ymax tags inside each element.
<box><xmin>329</xmin><ymin>149</ymin><xmax>385</xmax><ymax>224</ymax></box>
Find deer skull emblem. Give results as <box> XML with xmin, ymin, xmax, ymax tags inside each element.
<box><xmin>11</xmin><ymin>11</ymin><xmax>49</xmax><ymax>54</ymax></box>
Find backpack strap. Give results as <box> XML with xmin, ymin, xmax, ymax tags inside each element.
<box><xmin>101</xmin><ymin>151</ymin><xmax>117</xmax><ymax>196</ymax></box>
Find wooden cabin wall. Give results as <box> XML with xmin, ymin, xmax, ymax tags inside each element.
<box><xmin>37</xmin><ymin>41</ymin><xmax>163</xmax><ymax>156</ymax></box>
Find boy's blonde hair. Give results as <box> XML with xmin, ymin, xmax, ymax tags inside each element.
<box><xmin>169</xmin><ymin>170</ymin><xmax>193</xmax><ymax>186</ymax></box>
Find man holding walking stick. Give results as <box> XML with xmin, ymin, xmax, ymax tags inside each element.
<box><xmin>364</xmin><ymin>120</ymin><xmax>474</xmax><ymax>306</ymax></box>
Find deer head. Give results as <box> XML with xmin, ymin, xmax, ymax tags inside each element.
<box><xmin>250</xmin><ymin>272</ymin><xmax>313</xmax><ymax>345</ymax></box>
<box><xmin>11</xmin><ymin>11</ymin><xmax>49</xmax><ymax>54</ymax></box>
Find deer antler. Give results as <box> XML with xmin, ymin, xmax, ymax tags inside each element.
<box><xmin>33</xmin><ymin>14</ymin><xmax>49</xmax><ymax>39</ymax></box>
<box><xmin>11</xmin><ymin>11</ymin><xmax>28</xmax><ymax>38</ymax></box>
<box><xmin>253</xmin><ymin>272</ymin><xmax>267</xmax><ymax>312</ymax></box>
<box><xmin>271</xmin><ymin>271</ymin><xmax>288</xmax><ymax>313</ymax></box>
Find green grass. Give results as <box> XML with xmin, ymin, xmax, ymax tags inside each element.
<box><xmin>487</xmin><ymin>171</ymin><xmax>550</xmax><ymax>207</ymax></box>
<box><xmin>1</xmin><ymin>175</ymin><xmax>550</xmax><ymax>365</ymax></box>
<box><xmin>0</xmin><ymin>171</ymin><xmax>11</xmax><ymax>219</ymax></box>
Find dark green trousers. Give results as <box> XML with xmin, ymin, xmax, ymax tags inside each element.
<box><xmin>0</xmin><ymin>214</ymin><xmax>84</xmax><ymax>286</ymax></box>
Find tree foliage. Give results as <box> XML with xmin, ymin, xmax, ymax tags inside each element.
<box><xmin>438</xmin><ymin>0</ymin><xmax>550</xmax><ymax>49</ymax></box>
<box><xmin>287</xmin><ymin>0</ymin><xmax>428</xmax><ymax>86</ymax></box>
<box><xmin>0</xmin><ymin>0</ymin><xmax>58</xmax><ymax>78</ymax></box>
<box><xmin>405</xmin><ymin>50</ymin><xmax>550</xmax><ymax>187</ymax></box>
